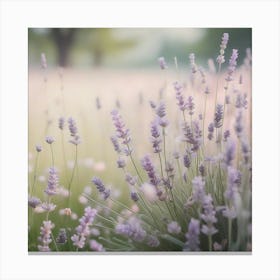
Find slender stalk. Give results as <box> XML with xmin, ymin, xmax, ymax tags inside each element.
<box><xmin>67</xmin><ymin>145</ymin><xmax>78</xmax><ymax>208</ymax></box>
<box><xmin>214</xmin><ymin>63</ymin><xmax>222</xmax><ymax>112</ymax></box>
<box><xmin>208</xmin><ymin>235</ymin><xmax>213</xmax><ymax>251</ymax></box>
<box><xmin>126</xmin><ymin>144</ymin><xmax>143</xmax><ymax>183</ymax></box>
<box><xmin>50</xmin><ymin>144</ymin><xmax>55</xmax><ymax>167</ymax></box>
<box><xmin>228</xmin><ymin>218</ymin><xmax>232</xmax><ymax>250</ymax></box>
<box><xmin>30</xmin><ymin>152</ymin><xmax>39</xmax><ymax>196</ymax></box>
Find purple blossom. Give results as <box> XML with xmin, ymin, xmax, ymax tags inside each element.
<box><xmin>90</xmin><ymin>240</ymin><xmax>105</xmax><ymax>252</ymax></box>
<box><xmin>224</xmin><ymin>166</ymin><xmax>240</xmax><ymax>201</ymax></box>
<box><xmin>224</xmin><ymin>140</ymin><xmax>236</xmax><ymax>166</ymax></box>
<box><xmin>223</xmin><ymin>130</ymin><xmax>230</xmax><ymax>142</ymax></box>
<box><xmin>199</xmin><ymin>163</ymin><xmax>205</xmax><ymax>177</ymax></box>
<box><xmin>235</xmin><ymin>110</ymin><xmax>243</xmax><ymax>138</ymax></box>
<box><xmin>41</xmin><ymin>202</ymin><xmax>56</xmax><ymax>212</ymax></box>
<box><xmin>184</xmin><ymin>218</ymin><xmax>200</xmax><ymax>251</ymax></box>
<box><xmin>125</xmin><ymin>173</ymin><xmax>137</xmax><ymax>186</ymax></box>
<box><xmin>45</xmin><ymin>136</ymin><xmax>54</xmax><ymax>144</ymax></box>
<box><xmin>111</xmin><ymin>110</ymin><xmax>131</xmax><ymax>145</ymax></box>
<box><xmin>225</xmin><ymin>49</ymin><xmax>239</xmax><ymax>82</ymax></box>
<box><xmin>71</xmin><ymin>207</ymin><xmax>97</xmax><ymax>249</ymax></box>
<box><xmin>241</xmin><ymin>139</ymin><xmax>250</xmax><ymax>164</ymax></box>
<box><xmin>115</xmin><ymin>216</ymin><xmax>147</xmax><ymax>242</ymax></box>
<box><xmin>147</xmin><ymin>235</ymin><xmax>160</xmax><ymax>247</ymax></box>
<box><xmin>208</xmin><ymin>123</ymin><xmax>214</xmax><ymax>140</ymax></box>
<box><xmin>150</xmin><ymin>119</ymin><xmax>162</xmax><ymax>153</ymax></box>
<box><xmin>117</xmin><ymin>157</ymin><xmax>126</xmax><ymax>168</ymax></box>
<box><xmin>214</xmin><ymin>104</ymin><xmax>223</xmax><ymax>128</ymax></box>
<box><xmin>167</xmin><ymin>221</ymin><xmax>181</xmax><ymax>234</ymax></box>
<box><xmin>158</xmin><ymin>56</ymin><xmax>167</xmax><ymax>70</ymax></box>
<box><xmin>204</xmin><ymin>86</ymin><xmax>210</xmax><ymax>95</ymax></box>
<box><xmin>156</xmin><ymin>101</ymin><xmax>166</xmax><ymax>118</ymax></box>
<box><xmin>183</xmin><ymin>153</ymin><xmax>191</xmax><ymax>168</ymax></box>
<box><xmin>173</xmin><ymin>81</ymin><xmax>186</xmax><ymax>111</ymax></box>
<box><xmin>36</xmin><ymin>145</ymin><xmax>42</xmax><ymax>153</ymax></box>
<box><xmin>28</xmin><ymin>196</ymin><xmax>41</xmax><ymax>208</ymax></box>
<box><xmin>68</xmin><ymin>117</ymin><xmax>81</xmax><ymax>145</ymax></box>
<box><xmin>91</xmin><ymin>177</ymin><xmax>106</xmax><ymax>193</ymax></box>
<box><xmin>217</xmin><ymin>33</ymin><xmax>229</xmax><ymax>64</ymax></box>
<box><xmin>110</xmin><ymin>136</ymin><xmax>121</xmax><ymax>154</ymax></box>
<box><xmin>38</xmin><ymin>220</ymin><xmax>54</xmax><ymax>252</ymax></box>
<box><xmin>45</xmin><ymin>167</ymin><xmax>59</xmax><ymax>196</ymax></box>
<box><xmin>182</xmin><ymin>121</ymin><xmax>202</xmax><ymax>152</ymax></box>
<box><xmin>141</xmin><ymin>155</ymin><xmax>160</xmax><ymax>186</ymax></box>
<box><xmin>130</xmin><ymin>192</ymin><xmax>139</xmax><ymax>202</ymax></box>
<box><xmin>186</xmin><ymin>96</ymin><xmax>195</xmax><ymax>116</ymax></box>
<box><xmin>192</xmin><ymin>176</ymin><xmax>206</xmax><ymax>204</ymax></box>
<box><xmin>58</xmin><ymin>117</ymin><xmax>65</xmax><ymax>130</ymax></box>
<box><xmin>56</xmin><ymin>228</ymin><xmax>67</xmax><ymax>244</ymax></box>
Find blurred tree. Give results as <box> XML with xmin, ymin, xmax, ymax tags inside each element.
<box><xmin>51</xmin><ymin>29</ymin><xmax>76</xmax><ymax>67</ymax></box>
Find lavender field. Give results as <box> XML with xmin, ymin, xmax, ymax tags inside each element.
<box><xmin>28</xmin><ymin>31</ymin><xmax>252</xmax><ymax>252</ymax></box>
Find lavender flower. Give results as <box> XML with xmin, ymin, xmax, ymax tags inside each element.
<box><xmin>68</xmin><ymin>117</ymin><xmax>81</xmax><ymax>145</ymax></box>
<box><xmin>36</xmin><ymin>145</ymin><xmax>42</xmax><ymax>153</ymax></box>
<box><xmin>241</xmin><ymin>139</ymin><xmax>250</xmax><ymax>164</ymax></box>
<box><xmin>56</xmin><ymin>228</ymin><xmax>67</xmax><ymax>244</ymax></box>
<box><xmin>201</xmin><ymin>194</ymin><xmax>218</xmax><ymax>236</ymax></box>
<box><xmin>198</xmin><ymin>67</ymin><xmax>206</xmax><ymax>84</ymax></box>
<box><xmin>58</xmin><ymin>117</ymin><xmax>65</xmax><ymax>130</ymax></box>
<box><xmin>141</xmin><ymin>155</ymin><xmax>160</xmax><ymax>186</ymax></box>
<box><xmin>44</xmin><ymin>167</ymin><xmax>59</xmax><ymax>196</ymax></box>
<box><xmin>189</xmin><ymin>53</ymin><xmax>197</xmax><ymax>74</ymax></box>
<box><xmin>111</xmin><ymin>110</ymin><xmax>131</xmax><ymax>145</ymax></box>
<box><xmin>117</xmin><ymin>157</ymin><xmax>126</xmax><ymax>168</ymax></box>
<box><xmin>182</xmin><ymin>121</ymin><xmax>201</xmax><ymax>152</ymax></box>
<box><xmin>147</xmin><ymin>235</ymin><xmax>160</xmax><ymax>247</ymax></box>
<box><xmin>38</xmin><ymin>220</ymin><xmax>54</xmax><ymax>252</ymax></box>
<box><xmin>167</xmin><ymin>221</ymin><xmax>181</xmax><ymax>234</ymax></box>
<box><xmin>224</xmin><ymin>166</ymin><xmax>240</xmax><ymax>201</ymax></box>
<box><xmin>28</xmin><ymin>196</ymin><xmax>41</xmax><ymax>208</ymax></box>
<box><xmin>156</xmin><ymin>101</ymin><xmax>166</xmax><ymax>118</ymax></box>
<box><xmin>130</xmin><ymin>192</ymin><xmax>139</xmax><ymax>202</ymax></box>
<box><xmin>184</xmin><ymin>218</ymin><xmax>200</xmax><ymax>251</ymax></box>
<box><xmin>92</xmin><ymin>177</ymin><xmax>110</xmax><ymax>200</ymax></box>
<box><xmin>173</xmin><ymin>81</ymin><xmax>186</xmax><ymax>111</ymax></box>
<box><xmin>150</xmin><ymin>119</ymin><xmax>162</xmax><ymax>153</ymax></box>
<box><xmin>223</xmin><ymin>130</ymin><xmax>230</xmax><ymax>142</ymax></box>
<box><xmin>71</xmin><ymin>207</ymin><xmax>97</xmax><ymax>249</ymax></box>
<box><xmin>235</xmin><ymin>110</ymin><xmax>243</xmax><ymax>138</ymax></box>
<box><xmin>225</xmin><ymin>49</ymin><xmax>239</xmax><ymax>82</ymax></box>
<box><xmin>217</xmin><ymin>33</ymin><xmax>229</xmax><ymax>64</ymax></box>
<box><xmin>199</xmin><ymin>163</ymin><xmax>205</xmax><ymax>177</ymax></box>
<box><xmin>90</xmin><ymin>240</ymin><xmax>104</xmax><ymax>252</ymax></box>
<box><xmin>45</xmin><ymin>136</ymin><xmax>54</xmax><ymax>144</ymax></box>
<box><xmin>110</xmin><ymin>136</ymin><xmax>121</xmax><ymax>153</ymax></box>
<box><xmin>115</xmin><ymin>216</ymin><xmax>147</xmax><ymax>242</ymax></box>
<box><xmin>192</xmin><ymin>176</ymin><xmax>206</xmax><ymax>204</ymax></box>
<box><xmin>158</xmin><ymin>56</ymin><xmax>167</xmax><ymax>70</ymax></box>
<box><xmin>214</xmin><ymin>104</ymin><xmax>223</xmax><ymax>128</ymax></box>
<box><xmin>186</xmin><ymin>96</ymin><xmax>195</xmax><ymax>115</ymax></box>
<box><xmin>183</xmin><ymin>153</ymin><xmax>191</xmax><ymax>168</ymax></box>
<box><xmin>224</xmin><ymin>140</ymin><xmax>236</xmax><ymax>166</ymax></box>
<box><xmin>41</xmin><ymin>202</ymin><xmax>56</xmax><ymax>212</ymax></box>
<box><xmin>204</xmin><ymin>86</ymin><xmax>210</xmax><ymax>95</ymax></box>
<box><xmin>208</xmin><ymin>123</ymin><xmax>214</xmax><ymax>140</ymax></box>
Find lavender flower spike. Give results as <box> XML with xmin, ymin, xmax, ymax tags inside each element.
<box><xmin>224</xmin><ymin>140</ymin><xmax>236</xmax><ymax>166</ymax></box>
<box><xmin>45</xmin><ymin>136</ymin><xmax>54</xmax><ymax>144</ymax></box>
<box><xmin>184</xmin><ymin>218</ymin><xmax>200</xmax><ymax>251</ymax></box>
<box><xmin>208</xmin><ymin>123</ymin><xmax>214</xmax><ymax>140</ymax></box>
<box><xmin>173</xmin><ymin>81</ymin><xmax>186</xmax><ymax>111</ymax></box>
<box><xmin>68</xmin><ymin>117</ymin><xmax>81</xmax><ymax>145</ymax></box>
<box><xmin>58</xmin><ymin>117</ymin><xmax>65</xmax><ymax>130</ymax></box>
<box><xmin>189</xmin><ymin>53</ymin><xmax>197</xmax><ymax>74</ymax></box>
<box><xmin>192</xmin><ymin>176</ymin><xmax>206</xmax><ymax>204</ymax></box>
<box><xmin>141</xmin><ymin>155</ymin><xmax>160</xmax><ymax>186</ymax></box>
<box><xmin>38</xmin><ymin>220</ymin><xmax>54</xmax><ymax>252</ymax></box>
<box><xmin>36</xmin><ymin>145</ymin><xmax>42</xmax><ymax>152</ymax></box>
<box><xmin>225</xmin><ymin>49</ymin><xmax>239</xmax><ymax>82</ymax></box>
<box><xmin>217</xmin><ymin>33</ymin><xmax>229</xmax><ymax>64</ymax></box>
<box><xmin>214</xmin><ymin>104</ymin><xmax>223</xmax><ymax>128</ymax></box>
<box><xmin>150</xmin><ymin>119</ymin><xmax>162</xmax><ymax>153</ymax></box>
<box><xmin>45</xmin><ymin>167</ymin><xmax>59</xmax><ymax>196</ymax></box>
<box><xmin>111</xmin><ymin>109</ymin><xmax>131</xmax><ymax>145</ymax></box>
<box><xmin>167</xmin><ymin>221</ymin><xmax>181</xmax><ymax>234</ymax></box>
<box><xmin>71</xmin><ymin>206</ymin><xmax>97</xmax><ymax>249</ymax></box>
<box><xmin>91</xmin><ymin>177</ymin><xmax>110</xmax><ymax>200</ymax></box>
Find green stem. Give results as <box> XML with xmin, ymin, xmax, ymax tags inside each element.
<box><xmin>67</xmin><ymin>145</ymin><xmax>78</xmax><ymax>208</ymax></box>
<box><xmin>30</xmin><ymin>152</ymin><xmax>39</xmax><ymax>196</ymax></box>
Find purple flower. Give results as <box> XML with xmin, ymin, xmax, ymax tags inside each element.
<box><xmin>214</xmin><ymin>104</ymin><xmax>223</xmax><ymax>128</ymax></box>
<box><xmin>38</xmin><ymin>220</ymin><xmax>54</xmax><ymax>252</ymax></box>
<box><xmin>117</xmin><ymin>157</ymin><xmax>126</xmax><ymax>168</ymax></box>
<box><xmin>208</xmin><ymin>123</ymin><xmax>214</xmax><ymax>140</ymax></box>
<box><xmin>130</xmin><ymin>192</ymin><xmax>139</xmax><ymax>202</ymax></box>
<box><xmin>147</xmin><ymin>235</ymin><xmax>160</xmax><ymax>247</ymax></box>
<box><xmin>90</xmin><ymin>240</ymin><xmax>105</xmax><ymax>252</ymax></box>
<box><xmin>225</xmin><ymin>49</ymin><xmax>239</xmax><ymax>82</ymax></box>
<box><xmin>91</xmin><ymin>177</ymin><xmax>106</xmax><ymax>193</ymax></box>
<box><xmin>28</xmin><ymin>196</ymin><xmax>41</xmax><ymax>208</ymax></box>
<box><xmin>36</xmin><ymin>145</ymin><xmax>42</xmax><ymax>153</ymax></box>
<box><xmin>141</xmin><ymin>155</ymin><xmax>160</xmax><ymax>186</ymax></box>
<box><xmin>184</xmin><ymin>218</ymin><xmax>200</xmax><ymax>251</ymax></box>
<box><xmin>223</xmin><ymin>130</ymin><xmax>230</xmax><ymax>142</ymax></box>
<box><xmin>110</xmin><ymin>136</ymin><xmax>121</xmax><ymax>154</ymax></box>
<box><xmin>44</xmin><ymin>167</ymin><xmax>59</xmax><ymax>196</ymax></box>
<box><xmin>45</xmin><ymin>136</ymin><xmax>54</xmax><ymax>144</ymax></box>
<box><xmin>192</xmin><ymin>176</ymin><xmax>205</xmax><ymax>204</ymax></box>
<box><xmin>235</xmin><ymin>110</ymin><xmax>243</xmax><ymax>138</ymax></box>
<box><xmin>186</xmin><ymin>96</ymin><xmax>195</xmax><ymax>116</ymax></box>
<box><xmin>199</xmin><ymin>163</ymin><xmax>205</xmax><ymax>177</ymax></box>
<box><xmin>204</xmin><ymin>86</ymin><xmax>210</xmax><ymax>95</ymax></box>
<box><xmin>56</xmin><ymin>228</ymin><xmax>67</xmax><ymax>244</ymax></box>
<box><xmin>217</xmin><ymin>33</ymin><xmax>229</xmax><ymax>64</ymax></box>
<box><xmin>150</xmin><ymin>119</ymin><xmax>162</xmax><ymax>153</ymax></box>
<box><xmin>241</xmin><ymin>139</ymin><xmax>250</xmax><ymax>164</ymax></box>
<box><xmin>115</xmin><ymin>216</ymin><xmax>146</xmax><ymax>242</ymax></box>
<box><xmin>71</xmin><ymin>206</ymin><xmax>97</xmax><ymax>249</ymax></box>
<box><xmin>224</xmin><ymin>166</ymin><xmax>240</xmax><ymax>201</ymax></box>
<box><xmin>182</xmin><ymin>121</ymin><xmax>201</xmax><ymax>152</ymax></box>
<box><xmin>224</xmin><ymin>140</ymin><xmax>236</xmax><ymax>166</ymax></box>
<box><xmin>173</xmin><ymin>81</ymin><xmax>186</xmax><ymax>111</ymax></box>
<box><xmin>167</xmin><ymin>221</ymin><xmax>181</xmax><ymax>234</ymax></box>
<box><xmin>158</xmin><ymin>56</ymin><xmax>167</xmax><ymax>70</ymax></box>
<box><xmin>68</xmin><ymin>117</ymin><xmax>81</xmax><ymax>145</ymax></box>
<box><xmin>111</xmin><ymin>110</ymin><xmax>131</xmax><ymax>145</ymax></box>
<box><xmin>156</xmin><ymin>101</ymin><xmax>166</xmax><ymax>118</ymax></box>
<box><xmin>58</xmin><ymin>117</ymin><xmax>65</xmax><ymax>130</ymax></box>
<box><xmin>183</xmin><ymin>153</ymin><xmax>191</xmax><ymax>168</ymax></box>
<box><xmin>41</xmin><ymin>202</ymin><xmax>56</xmax><ymax>212</ymax></box>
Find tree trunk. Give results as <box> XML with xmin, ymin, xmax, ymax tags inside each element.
<box><xmin>51</xmin><ymin>29</ymin><xmax>76</xmax><ymax>67</ymax></box>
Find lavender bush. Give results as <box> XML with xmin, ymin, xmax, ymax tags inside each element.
<box><xmin>28</xmin><ymin>31</ymin><xmax>252</xmax><ymax>252</ymax></box>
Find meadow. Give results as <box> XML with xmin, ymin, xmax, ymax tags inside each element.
<box><xmin>28</xmin><ymin>33</ymin><xmax>252</xmax><ymax>252</ymax></box>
